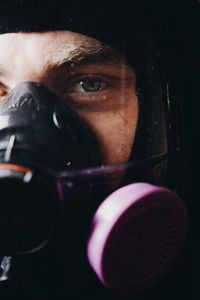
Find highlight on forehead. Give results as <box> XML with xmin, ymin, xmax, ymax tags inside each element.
<box><xmin>46</xmin><ymin>42</ymin><xmax>128</xmax><ymax>69</ymax></box>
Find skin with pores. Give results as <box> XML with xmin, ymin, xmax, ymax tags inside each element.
<box><xmin>0</xmin><ymin>30</ymin><xmax>138</xmax><ymax>166</ymax></box>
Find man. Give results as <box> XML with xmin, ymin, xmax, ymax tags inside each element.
<box><xmin>0</xmin><ymin>31</ymin><xmax>138</xmax><ymax>167</ymax></box>
<box><xmin>0</xmin><ymin>1</ymin><xmax>190</xmax><ymax>300</ymax></box>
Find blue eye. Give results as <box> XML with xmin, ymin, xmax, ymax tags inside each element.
<box><xmin>79</xmin><ymin>78</ymin><xmax>103</xmax><ymax>92</ymax></box>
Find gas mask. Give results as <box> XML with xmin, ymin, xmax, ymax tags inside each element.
<box><xmin>0</xmin><ymin>0</ymin><xmax>188</xmax><ymax>298</ymax></box>
<box><xmin>0</xmin><ymin>80</ymin><xmax>187</xmax><ymax>294</ymax></box>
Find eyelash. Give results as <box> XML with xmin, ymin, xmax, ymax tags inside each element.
<box><xmin>67</xmin><ymin>75</ymin><xmax>112</xmax><ymax>94</ymax></box>
<box><xmin>73</xmin><ymin>77</ymin><xmax>106</xmax><ymax>93</ymax></box>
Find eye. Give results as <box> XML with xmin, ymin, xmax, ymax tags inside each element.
<box><xmin>0</xmin><ymin>86</ymin><xmax>8</xmax><ymax>103</ymax></box>
<box><xmin>72</xmin><ymin>78</ymin><xmax>106</xmax><ymax>93</ymax></box>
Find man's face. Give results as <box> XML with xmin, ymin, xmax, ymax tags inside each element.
<box><xmin>0</xmin><ymin>30</ymin><xmax>138</xmax><ymax>165</ymax></box>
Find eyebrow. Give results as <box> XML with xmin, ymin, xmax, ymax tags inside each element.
<box><xmin>45</xmin><ymin>44</ymin><xmax>129</xmax><ymax>71</ymax></box>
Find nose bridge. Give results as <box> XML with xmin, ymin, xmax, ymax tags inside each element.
<box><xmin>9</xmin><ymin>63</ymin><xmax>45</xmax><ymax>91</ymax></box>
<box><xmin>0</xmin><ymin>81</ymin><xmax>58</xmax><ymax>112</ymax></box>
<box><xmin>6</xmin><ymin>38</ymin><xmax>46</xmax><ymax>90</ymax></box>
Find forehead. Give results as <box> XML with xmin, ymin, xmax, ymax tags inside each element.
<box><xmin>0</xmin><ymin>30</ymin><xmax>104</xmax><ymax>64</ymax></box>
<box><xmin>0</xmin><ymin>30</ymin><xmax>128</xmax><ymax>74</ymax></box>
<box><xmin>0</xmin><ymin>30</ymin><xmax>101</xmax><ymax>49</ymax></box>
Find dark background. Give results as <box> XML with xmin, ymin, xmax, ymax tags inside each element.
<box><xmin>139</xmin><ymin>1</ymin><xmax>200</xmax><ymax>299</ymax></box>
<box><xmin>134</xmin><ymin>0</ymin><xmax>199</xmax><ymax>299</ymax></box>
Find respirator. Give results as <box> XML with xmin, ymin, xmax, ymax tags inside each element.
<box><xmin>0</xmin><ymin>81</ymin><xmax>187</xmax><ymax>294</ymax></box>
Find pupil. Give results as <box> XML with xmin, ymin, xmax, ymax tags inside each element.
<box><xmin>82</xmin><ymin>79</ymin><xmax>102</xmax><ymax>92</ymax></box>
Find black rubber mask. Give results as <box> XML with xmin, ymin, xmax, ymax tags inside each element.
<box><xmin>0</xmin><ymin>81</ymin><xmax>102</xmax><ymax>255</ymax></box>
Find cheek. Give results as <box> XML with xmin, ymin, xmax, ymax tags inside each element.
<box><xmin>77</xmin><ymin>99</ymin><xmax>139</xmax><ymax>165</ymax></box>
